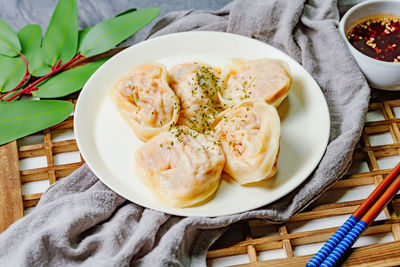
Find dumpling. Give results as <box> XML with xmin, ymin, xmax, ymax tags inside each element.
<box><xmin>169</xmin><ymin>62</ymin><xmax>222</xmax><ymax>133</ymax></box>
<box><xmin>135</xmin><ymin>126</ymin><xmax>225</xmax><ymax>207</ymax></box>
<box><xmin>218</xmin><ymin>59</ymin><xmax>292</xmax><ymax>108</ymax></box>
<box><xmin>210</xmin><ymin>99</ymin><xmax>280</xmax><ymax>184</ymax></box>
<box><xmin>112</xmin><ymin>63</ymin><xmax>180</xmax><ymax>141</ymax></box>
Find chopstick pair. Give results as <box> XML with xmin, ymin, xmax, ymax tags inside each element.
<box><xmin>306</xmin><ymin>162</ymin><xmax>400</xmax><ymax>267</ymax></box>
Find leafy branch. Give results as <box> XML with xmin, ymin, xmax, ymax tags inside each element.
<box><xmin>0</xmin><ymin>0</ymin><xmax>160</xmax><ymax>145</ymax></box>
<box><xmin>1</xmin><ymin>53</ymin><xmax>84</xmax><ymax>101</ymax></box>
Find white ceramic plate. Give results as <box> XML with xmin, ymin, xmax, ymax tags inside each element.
<box><xmin>74</xmin><ymin>31</ymin><xmax>330</xmax><ymax>217</ymax></box>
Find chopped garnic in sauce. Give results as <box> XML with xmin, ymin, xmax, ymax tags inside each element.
<box><xmin>347</xmin><ymin>15</ymin><xmax>400</xmax><ymax>62</ymax></box>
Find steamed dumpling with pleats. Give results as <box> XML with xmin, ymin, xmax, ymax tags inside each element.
<box><xmin>210</xmin><ymin>99</ymin><xmax>280</xmax><ymax>184</ymax></box>
<box><xmin>169</xmin><ymin>62</ymin><xmax>222</xmax><ymax>133</ymax></box>
<box><xmin>112</xmin><ymin>63</ymin><xmax>180</xmax><ymax>141</ymax></box>
<box><xmin>135</xmin><ymin>126</ymin><xmax>225</xmax><ymax>207</ymax></box>
<box><xmin>218</xmin><ymin>59</ymin><xmax>292</xmax><ymax>108</ymax></box>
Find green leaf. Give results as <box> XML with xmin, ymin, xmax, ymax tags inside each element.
<box><xmin>30</xmin><ymin>53</ymin><xmax>53</xmax><ymax>77</ymax></box>
<box><xmin>17</xmin><ymin>24</ymin><xmax>41</xmax><ymax>55</ymax></box>
<box><xmin>0</xmin><ymin>100</ymin><xmax>73</xmax><ymax>145</ymax></box>
<box><xmin>77</xmin><ymin>27</ymin><xmax>91</xmax><ymax>53</ymax></box>
<box><xmin>0</xmin><ymin>55</ymin><xmax>26</xmax><ymax>92</ymax></box>
<box><xmin>115</xmin><ymin>7</ymin><xmax>137</xmax><ymax>17</ymax></box>
<box><xmin>76</xmin><ymin>7</ymin><xmax>138</xmax><ymax>54</ymax></box>
<box><xmin>0</xmin><ymin>19</ymin><xmax>21</xmax><ymax>57</ymax></box>
<box><xmin>17</xmin><ymin>24</ymin><xmax>52</xmax><ymax>76</ymax></box>
<box><xmin>33</xmin><ymin>59</ymin><xmax>107</xmax><ymax>98</ymax></box>
<box><xmin>41</xmin><ymin>0</ymin><xmax>78</xmax><ymax>66</ymax></box>
<box><xmin>79</xmin><ymin>8</ymin><xmax>160</xmax><ymax>57</ymax></box>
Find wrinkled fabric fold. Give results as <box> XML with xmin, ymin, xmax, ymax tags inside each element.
<box><xmin>0</xmin><ymin>0</ymin><xmax>370</xmax><ymax>266</ymax></box>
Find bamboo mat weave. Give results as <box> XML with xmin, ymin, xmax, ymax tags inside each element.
<box><xmin>1</xmin><ymin>55</ymin><xmax>400</xmax><ymax>265</ymax></box>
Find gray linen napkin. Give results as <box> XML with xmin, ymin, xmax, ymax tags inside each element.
<box><xmin>0</xmin><ymin>0</ymin><xmax>370</xmax><ymax>266</ymax></box>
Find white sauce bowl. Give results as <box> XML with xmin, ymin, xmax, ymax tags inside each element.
<box><xmin>339</xmin><ymin>0</ymin><xmax>400</xmax><ymax>90</ymax></box>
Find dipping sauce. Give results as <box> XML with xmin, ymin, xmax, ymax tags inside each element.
<box><xmin>347</xmin><ymin>15</ymin><xmax>400</xmax><ymax>62</ymax></box>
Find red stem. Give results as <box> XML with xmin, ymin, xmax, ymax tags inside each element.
<box><xmin>0</xmin><ymin>53</ymin><xmax>31</xmax><ymax>100</ymax></box>
<box><xmin>4</xmin><ymin>53</ymin><xmax>84</xmax><ymax>102</ymax></box>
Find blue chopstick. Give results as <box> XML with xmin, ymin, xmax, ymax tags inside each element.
<box><xmin>320</xmin><ymin>220</ymin><xmax>367</xmax><ymax>266</ymax></box>
<box><xmin>307</xmin><ymin>163</ymin><xmax>400</xmax><ymax>266</ymax></box>
<box><xmin>306</xmin><ymin>216</ymin><xmax>358</xmax><ymax>266</ymax></box>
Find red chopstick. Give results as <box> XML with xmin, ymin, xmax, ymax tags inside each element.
<box><xmin>307</xmin><ymin>161</ymin><xmax>400</xmax><ymax>266</ymax></box>
<box><xmin>319</xmin><ymin>166</ymin><xmax>400</xmax><ymax>266</ymax></box>
<box><xmin>353</xmin><ymin>161</ymin><xmax>400</xmax><ymax>219</ymax></box>
<box><xmin>361</xmin><ymin>170</ymin><xmax>400</xmax><ymax>224</ymax></box>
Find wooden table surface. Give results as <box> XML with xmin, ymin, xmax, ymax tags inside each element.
<box><xmin>2</xmin><ymin>56</ymin><xmax>400</xmax><ymax>265</ymax></box>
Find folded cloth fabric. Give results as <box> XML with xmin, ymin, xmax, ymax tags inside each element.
<box><xmin>0</xmin><ymin>0</ymin><xmax>370</xmax><ymax>266</ymax></box>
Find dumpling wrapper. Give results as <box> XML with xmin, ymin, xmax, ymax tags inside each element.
<box><xmin>135</xmin><ymin>126</ymin><xmax>225</xmax><ymax>207</ymax></box>
<box><xmin>169</xmin><ymin>62</ymin><xmax>222</xmax><ymax>133</ymax></box>
<box><xmin>210</xmin><ymin>99</ymin><xmax>280</xmax><ymax>184</ymax></box>
<box><xmin>112</xmin><ymin>63</ymin><xmax>180</xmax><ymax>141</ymax></box>
<box><xmin>218</xmin><ymin>59</ymin><xmax>292</xmax><ymax>108</ymax></box>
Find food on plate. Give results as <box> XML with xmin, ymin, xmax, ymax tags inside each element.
<box><xmin>135</xmin><ymin>126</ymin><xmax>225</xmax><ymax>207</ymax></box>
<box><xmin>112</xmin><ymin>58</ymin><xmax>289</xmax><ymax>207</ymax></box>
<box><xmin>169</xmin><ymin>62</ymin><xmax>222</xmax><ymax>133</ymax></box>
<box><xmin>218</xmin><ymin>59</ymin><xmax>292</xmax><ymax>108</ymax></box>
<box><xmin>111</xmin><ymin>63</ymin><xmax>180</xmax><ymax>141</ymax></box>
<box><xmin>210</xmin><ymin>99</ymin><xmax>280</xmax><ymax>184</ymax></box>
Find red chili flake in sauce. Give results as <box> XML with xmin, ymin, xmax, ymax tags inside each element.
<box><xmin>347</xmin><ymin>16</ymin><xmax>400</xmax><ymax>62</ymax></box>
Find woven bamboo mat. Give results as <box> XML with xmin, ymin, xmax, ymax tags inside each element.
<box><xmin>1</xmin><ymin>59</ymin><xmax>400</xmax><ymax>265</ymax></box>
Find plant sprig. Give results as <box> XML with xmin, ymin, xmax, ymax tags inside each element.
<box><xmin>0</xmin><ymin>0</ymin><xmax>160</xmax><ymax>145</ymax></box>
